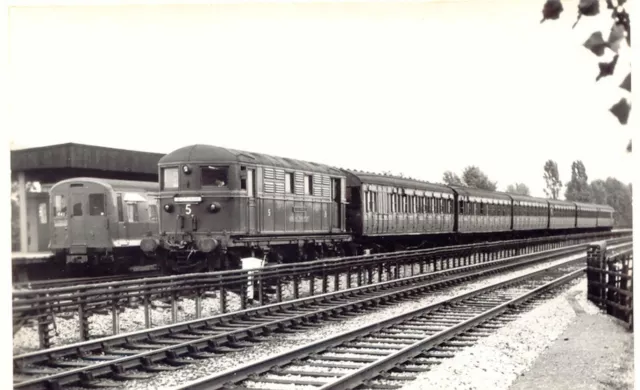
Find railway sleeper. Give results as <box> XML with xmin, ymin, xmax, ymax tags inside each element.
<box><xmin>110</xmin><ymin>364</ymin><xmax>154</xmax><ymax>381</ymax></box>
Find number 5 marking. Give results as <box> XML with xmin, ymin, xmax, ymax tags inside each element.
<box><xmin>267</xmin><ymin>209</ymin><xmax>271</xmax><ymax>216</ymax></box>
<box><xmin>185</xmin><ymin>204</ymin><xmax>192</xmax><ymax>215</ymax></box>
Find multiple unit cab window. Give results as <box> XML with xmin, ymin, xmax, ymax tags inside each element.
<box><xmin>162</xmin><ymin>167</ymin><xmax>179</xmax><ymax>190</ymax></box>
<box><xmin>53</xmin><ymin>195</ymin><xmax>67</xmax><ymax>217</ymax></box>
<box><xmin>89</xmin><ymin>194</ymin><xmax>106</xmax><ymax>216</ymax></box>
<box><xmin>201</xmin><ymin>166</ymin><xmax>229</xmax><ymax>187</ymax></box>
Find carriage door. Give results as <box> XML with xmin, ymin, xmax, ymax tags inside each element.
<box><xmin>246</xmin><ymin>168</ymin><xmax>257</xmax><ymax>233</ymax></box>
<box><xmin>331</xmin><ymin>178</ymin><xmax>341</xmax><ymax>229</ymax></box>
<box><xmin>68</xmin><ymin>186</ymin><xmax>87</xmax><ymax>248</ymax></box>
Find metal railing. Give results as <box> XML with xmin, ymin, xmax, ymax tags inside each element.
<box><xmin>13</xmin><ymin>230</ymin><xmax>629</xmax><ymax>349</ymax></box>
<box><xmin>587</xmin><ymin>241</ymin><xmax>634</xmax><ymax>330</ymax></box>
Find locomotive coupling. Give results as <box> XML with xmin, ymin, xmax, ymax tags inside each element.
<box><xmin>140</xmin><ymin>237</ymin><xmax>159</xmax><ymax>253</ymax></box>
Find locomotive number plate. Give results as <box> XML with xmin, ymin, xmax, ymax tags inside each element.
<box><xmin>174</xmin><ymin>196</ymin><xmax>202</xmax><ymax>203</ymax></box>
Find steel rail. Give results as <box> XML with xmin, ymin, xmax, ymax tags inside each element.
<box><xmin>13</xmin><ymin>232</ymin><xmax>629</xmax><ymax>315</ymax></box>
<box><xmin>175</xmin><ymin>259</ymin><xmax>589</xmax><ymax>390</ymax></box>
<box><xmin>14</xmin><ymin>240</ymin><xmax>627</xmax><ymax>389</ymax></box>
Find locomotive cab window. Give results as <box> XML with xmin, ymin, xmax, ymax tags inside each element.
<box><xmin>149</xmin><ymin>204</ymin><xmax>158</xmax><ymax>222</ymax></box>
<box><xmin>89</xmin><ymin>194</ymin><xmax>106</xmax><ymax>216</ymax></box>
<box><xmin>162</xmin><ymin>167</ymin><xmax>179</xmax><ymax>190</ymax></box>
<box><xmin>304</xmin><ymin>175</ymin><xmax>313</xmax><ymax>195</ymax></box>
<box><xmin>202</xmin><ymin>166</ymin><xmax>229</xmax><ymax>188</ymax></box>
<box><xmin>285</xmin><ymin>173</ymin><xmax>294</xmax><ymax>193</ymax></box>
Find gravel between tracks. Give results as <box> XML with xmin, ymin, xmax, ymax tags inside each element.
<box><xmin>13</xmin><ymin>260</ymin><xmax>446</xmax><ymax>354</ymax></box>
<box><xmin>57</xmin><ymin>254</ymin><xmax>584</xmax><ymax>390</ymax></box>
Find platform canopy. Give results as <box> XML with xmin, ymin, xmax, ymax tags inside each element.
<box><xmin>11</xmin><ymin>143</ymin><xmax>165</xmax><ymax>184</ymax></box>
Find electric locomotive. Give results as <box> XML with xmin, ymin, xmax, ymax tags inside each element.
<box><xmin>140</xmin><ymin>144</ymin><xmax>352</xmax><ymax>273</ymax></box>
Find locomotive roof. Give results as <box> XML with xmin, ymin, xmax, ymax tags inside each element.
<box><xmin>160</xmin><ymin>144</ymin><xmax>345</xmax><ymax>176</ymax></box>
<box><xmin>50</xmin><ymin>177</ymin><xmax>158</xmax><ymax>192</ymax></box>
<box><xmin>344</xmin><ymin>170</ymin><xmax>455</xmax><ymax>194</ymax></box>
<box><xmin>449</xmin><ymin>185</ymin><xmax>512</xmax><ymax>202</ymax></box>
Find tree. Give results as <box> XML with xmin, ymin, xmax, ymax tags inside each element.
<box><xmin>540</xmin><ymin>0</ymin><xmax>631</xmax><ymax>153</ymax></box>
<box><xmin>506</xmin><ymin>183</ymin><xmax>531</xmax><ymax>196</ymax></box>
<box><xmin>565</xmin><ymin>160</ymin><xmax>593</xmax><ymax>202</ymax></box>
<box><xmin>590</xmin><ymin>179</ymin><xmax>608</xmax><ymax>203</ymax></box>
<box><xmin>442</xmin><ymin>171</ymin><xmax>464</xmax><ymax>186</ymax></box>
<box><xmin>543</xmin><ymin>159</ymin><xmax>563</xmax><ymax>199</ymax></box>
<box><xmin>442</xmin><ymin>166</ymin><xmax>497</xmax><ymax>191</ymax></box>
<box><xmin>601</xmin><ymin>177</ymin><xmax>633</xmax><ymax>227</ymax></box>
<box><xmin>462</xmin><ymin>166</ymin><xmax>497</xmax><ymax>191</ymax></box>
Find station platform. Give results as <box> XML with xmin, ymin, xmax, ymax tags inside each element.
<box><xmin>12</xmin><ymin>252</ymin><xmax>54</xmax><ymax>264</ymax></box>
<box><xmin>509</xmin><ymin>293</ymin><xmax>634</xmax><ymax>390</ymax></box>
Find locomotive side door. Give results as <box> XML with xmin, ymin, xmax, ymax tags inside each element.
<box><xmin>86</xmin><ymin>191</ymin><xmax>109</xmax><ymax>248</ymax></box>
<box><xmin>246</xmin><ymin>168</ymin><xmax>257</xmax><ymax>234</ymax></box>
<box><xmin>331</xmin><ymin>178</ymin><xmax>341</xmax><ymax>230</ymax></box>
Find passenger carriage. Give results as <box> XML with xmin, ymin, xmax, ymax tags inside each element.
<box><xmin>548</xmin><ymin>199</ymin><xmax>577</xmax><ymax>229</ymax></box>
<box><xmin>450</xmin><ymin>186</ymin><xmax>512</xmax><ymax>233</ymax></box>
<box><xmin>509</xmin><ymin>194</ymin><xmax>549</xmax><ymax>231</ymax></box>
<box><xmin>144</xmin><ymin>144</ymin><xmax>351</xmax><ymax>272</ymax></box>
<box><xmin>49</xmin><ymin>178</ymin><xmax>159</xmax><ymax>273</ymax></box>
<box><xmin>596</xmin><ymin>204</ymin><xmax>615</xmax><ymax>228</ymax></box>
<box><xmin>575</xmin><ymin>201</ymin><xmax>599</xmax><ymax>228</ymax></box>
<box><xmin>345</xmin><ymin>172</ymin><xmax>455</xmax><ymax>235</ymax></box>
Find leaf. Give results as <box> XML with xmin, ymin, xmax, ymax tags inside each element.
<box><xmin>573</xmin><ymin>0</ymin><xmax>600</xmax><ymax>28</ymax></box>
<box><xmin>607</xmin><ymin>23</ymin><xmax>626</xmax><ymax>52</ymax></box>
<box><xmin>596</xmin><ymin>54</ymin><xmax>619</xmax><ymax>81</ymax></box>
<box><xmin>540</xmin><ymin>0</ymin><xmax>564</xmax><ymax>23</ymax></box>
<box><xmin>583</xmin><ymin>32</ymin><xmax>607</xmax><ymax>56</ymax></box>
<box><xmin>619</xmin><ymin>73</ymin><xmax>631</xmax><ymax>92</ymax></box>
<box><xmin>610</xmin><ymin>98</ymin><xmax>631</xmax><ymax>125</ymax></box>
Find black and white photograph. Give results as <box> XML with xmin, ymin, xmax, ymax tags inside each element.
<box><xmin>5</xmin><ymin>0</ymin><xmax>635</xmax><ymax>388</ymax></box>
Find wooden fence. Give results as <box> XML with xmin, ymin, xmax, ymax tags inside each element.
<box><xmin>586</xmin><ymin>241</ymin><xmax>633</xmax><ymax>330</ymax></box>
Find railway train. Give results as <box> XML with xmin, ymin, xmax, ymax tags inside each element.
<box><xmin>125</xmin><ymin>143</ymin><xmax>615</xmax><ymax>273</ymax></box>
<box><xmin>49</xmin><ymin>178</ymin><xmax>159</xmax><ymax>274</ymax></box>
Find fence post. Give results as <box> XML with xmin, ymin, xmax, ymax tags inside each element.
<box><xmin>586</xmin><ymin>241</ymin><xmax>607</xmax><ymax>309</ymax></box>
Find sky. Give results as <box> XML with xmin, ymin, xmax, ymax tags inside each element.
<box><xmin>6</xmin><ymin>0</ymin><xmax>635</xmax><ymax>199</ymax></box>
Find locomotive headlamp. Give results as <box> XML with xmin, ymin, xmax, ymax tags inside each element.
<box><xmin>164</xmin><ymin>203</ymin><xmax>174</xmax><ymax>213</ymax></box>
<box><xmin>208</xmin><ymin>202</ymin><xmax>221</xmax><ymax>213</ymax></box>
<box><xmin>182</xmin><ymin>165</ymin><xmax>192</xmax><ymax>175</ymax></box>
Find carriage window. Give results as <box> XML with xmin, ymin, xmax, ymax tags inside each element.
<box><xmin>38</xmin><ymin>203</ymin><xmax>48</xmax><ymax>224</ymax></box>
<box><xmin>53</xmin><ymin>195</ymin><xmax>67</xmax><ymax>217</ymax></box>
<box><xmin>162</xmin><ymin>167</ymin><xmax>179</xmax><ymax>190</ymax></box>
<box><xmin>127</xmin><ymin>203</ymin><xmax>140</xmax><ymax>222</ymax></box>
<box><xmin>202</xmin><ymin>166</ymin><xmax>229</xmax><ymax>187</ymax></box>
<box><xmin>89</xmin><ymin>194</ymin><xmax>106</xmax><ymax>216</ymax></box>
<box><xmin>285</xmin><ymin>173</ymin><xmax>294</xmax><ymax>194</ymax></box>
<box><xmin>149</xmin><ymin>204</ymin><xmax>158</xmax><ymax>222</ymax></box>
<box><xmin>459</xmin><ymin>200</ymin><xmax>464</xmax><ymax>215</ymax></box>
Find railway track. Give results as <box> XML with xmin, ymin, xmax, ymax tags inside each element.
<box><xmin>13</xmin><ymin>239</ymin><xmax>631</xmax><ymax>390</ymax></box>
<box><xmin>13</xmin><ymin>273</ymin><xmax>162</xmax><ymax>291</ymax></box>
<box><xmin>175</xmin><ymin>258</ymin><xmax>588</xmax><ymax>390</ymax></box>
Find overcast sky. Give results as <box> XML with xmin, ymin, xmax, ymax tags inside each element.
<box><xmin>7</xmin><ymin>0</ymin><xmax>634</xmax><ymax>198</ymax></box>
